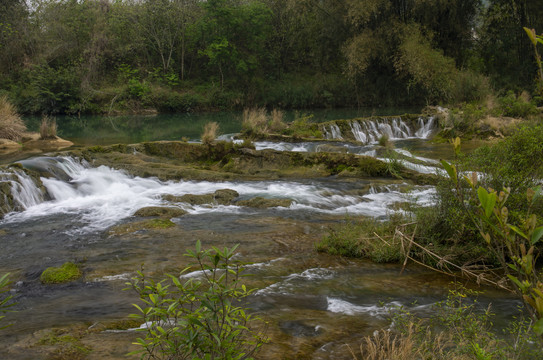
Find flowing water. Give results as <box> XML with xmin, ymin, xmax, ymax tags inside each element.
<box><xmin>0</xmin><ymin>112</ymin><xmax>519</xmax><ymax>359</ymax></box>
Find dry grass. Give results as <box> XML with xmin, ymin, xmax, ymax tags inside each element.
<box><xmin>40</xmin><ymin>115</ymin><xmax>57</xmax><ymax>140</ymax></box>
<box><xmin>350</xmin><ymin>324</ymin><xmax>473</xmax><ymax>360</ymax></box>
<box><xmin>242</xmin><ymin>108</ymin><xmax>268</xmax><ymax>135</ymax></box>
<box><xmin>0</xmin><ymin>95</ymin><xmax>27</xmax><ymax>141</ymax></box>
<box><xmin>269</xmin><ymin>109</ymin><xmax>286</xmax><ymax>132</ymax></box>
<box><xmin>201</xmin><ymin>121</ymin><xmax>219</xmax><ymax>145</ymax></box>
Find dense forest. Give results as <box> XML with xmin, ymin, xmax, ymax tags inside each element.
<box><xmin>0</xmin><ymin>0</ymin><xmax>542</xmax><ymax>115</ymax></box>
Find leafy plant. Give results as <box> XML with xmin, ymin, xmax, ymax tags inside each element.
<box><xmin>0</xmin><ymin>273</ymin><xmax>14</xmax><ymax>329</ymax></box>
<box><xmin>442</xmin><ymin>138</ymin><xmax>543</xmax><ymax>338</ymax></box>
<box><xmin>126</xmin><ymin>241</ymin><xmax>267</xmax><ymax>359</ymax></box>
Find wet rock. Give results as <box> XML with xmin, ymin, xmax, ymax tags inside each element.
<box><xmin>133</xmin><ymin>206</ymin><xmax>187</xmax><ymax>217</ymax></box>
<box><xmin>162</xmin><ymin>189</ymin><xmax>239</xmax><ymax>206</ymax></box>
<box><xmin>212</xmin><ymin>189</ymin><xmax>239</xmax><ymax>204</ymax></box>
<box><xmin>236</xmin><ymin>197</ymin><xmax>293</xmax><ymax>208</ymax></box>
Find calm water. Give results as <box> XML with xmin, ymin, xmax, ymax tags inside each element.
<box><xmin>24</xmin><ymin>107</ymin><xmax>421</xmax><ymax>146</ymax></box>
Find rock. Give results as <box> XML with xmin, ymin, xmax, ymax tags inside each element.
<box><xmin>236</xmin><ymin>197</ymin><xmax>293</xmax><ymax>208</ymax></box>
<box><xmin>134</xmin><ymin>206</ymin><xmax>187</xmax><ymax>217</ymax></box>
<box><xmin>40</xmin><ymin>262</ymin><xmax>82</xmax><ymax>284</ymax></box>
<box><xmin>213</xmin><ymin>189</ymin><xmax>239</xmax><ymax>205</ymax></box>
<box><xmin>0</xmin><ymin>139</ymin><xmax>21</xmax><ymax>154</ymax></box>
<box><xmin>162</xmin><ymin>189</ymin><xmax>239</xmax><ymax>206</ymax></box>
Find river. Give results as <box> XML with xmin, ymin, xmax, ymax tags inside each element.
<box><xmin>0</xmin><ymin>111</ymin><xmax>520</xmax><ymax>359</ymax></box>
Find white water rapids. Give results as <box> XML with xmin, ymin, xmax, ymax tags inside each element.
<box><xmin>1</xmin><ymin>157</ymin><xmax>435</xmax><ymax>234</ymax></box>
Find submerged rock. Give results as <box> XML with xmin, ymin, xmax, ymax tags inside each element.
<box><xmin>236</xmin><ymin>197</ymin><xmax>293</xmax><ymax>208</ymax></box>
<box><xmin>133</xmin><ymin>206</ymin><xmax>187</xmax><ymax>218</ymax></box>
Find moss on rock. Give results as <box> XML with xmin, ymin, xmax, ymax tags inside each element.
<box><xmin>236</xmin><ymin>197</ymin><xmax>293</xmax><ymax>208</ymax></box>
<box><xmin>40</xmin><ymin>262</ymin><xmax>82</xmax><ymax>284</ymax></box>
<box><xmin>133</xmin><ymin>206</ymin><xmax>187</xmax><ymax>217</ymax></box>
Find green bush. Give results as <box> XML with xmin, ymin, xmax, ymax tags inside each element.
<box><xmin>497</xmin><ymin>91</ymin><xmax>539</xmax><ymax>118</ymax></box>
<box><xmin>126</xmin><ymin>241</ymin><xmax>267</xmax><ymax>359</ymax></box>
<box><xmin>467</xmin><ymin>123</ymin><xmax>543</xmax><ymax>213</ymax></box>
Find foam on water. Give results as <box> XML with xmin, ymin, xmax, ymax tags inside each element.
<box><xmin>327</xmin><ymin>297</ymin><xmax>403</xmax><ymax>316</ymax></box>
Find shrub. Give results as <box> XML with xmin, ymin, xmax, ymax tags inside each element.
<box><xmin>0</xmin><ymin>95</ymin><xmax>26</xmax><ymax>141</ymax></box>
<box><xmin>126</xmin><ymin>241</ymin><xmax>267</xmax><ymax>360</ymax></box>
<box><xmin>201</xmin><ymin>121</ymin><xmax>219</xmax><ymax>145</ymax></box>
<box><xmin>496</xmin><ymin>91</ymin><xmax>539</xmax><ymax>118</ymax></box>
<box><xmin>39</xmin><ymin>115</ymin><xmax>57</xmax><ymax>140</ymax></box>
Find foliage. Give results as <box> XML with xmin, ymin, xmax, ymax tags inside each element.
<box><xmin>283</xmin><ymin>114</ymin><xmax>322</xmax><ymax>139</ymax></box>
<box><xmin>0</xmin><ymin>95</ymin><xmax>26</xmax><ymax>141</ymax></box>
<box><xmin>201</xmin><ymin>121</ymin><xmax>219</xmax><ymax>145</ymax></box>
<box><xmin>496</xmin><ymin>91</ymin><xmax>539</xmax><ymax>118</ymax></box>
<box><xmin>126</xmin><ymin>240</ymin><xmax>267</xmax><ymax>359</ymax></box>
<box><xmin>468</xmin><ymin>124</ymin><xmax>543</xmax><ymax>211</ymax></box>
<box><xmin>0</xmin><ymin>273</ymin><xmax>14</xmax><ymax>329</ymax></box>
<box><xmin>39</xmin><ymin>115</ymin><xmax>57</xmax><ymax>140</ymax></box>
<box><xmin>40</xmin><ymin>262</ymin><xmax>82</xmax><ymax>285</ymax></box>
<box><xmin>442</xmin><ymin>138</ymin><xmax>543</xmax><ymax>338</ymax></box>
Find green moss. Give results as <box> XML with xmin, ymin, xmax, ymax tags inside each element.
<box><xmin>146</xmin><ymin>218</ymin><xmax>175</xmax><ymax>229</ymax></box>
<box><xmin>40</xmin><ymin>262</ymin><xmax>82</xmax><ymax>284</ymax></box>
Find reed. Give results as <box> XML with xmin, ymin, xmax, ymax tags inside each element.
<box><xmin>39</xmin><ymin>115</ymin><xmax>57</xmax><ymax>140</ymax></box>
<box><xmin>0</xmin><ymin>96</ymin><xmax>26</xmax><ymax>141</ymax></box>
<box><xmin>201</xmin><ymin>121</ymin><xmax>219</xmax><ymax>145</ymax></box>
<box><xmin>242</xmin><ymin>108</ymin><xmax>268</xmax><ymax>135</ymax></box>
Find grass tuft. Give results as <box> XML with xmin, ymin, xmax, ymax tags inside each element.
<box><xmin>201</xmin><ymin>121</ymin><xmax>219</xmax><ymax>145</ymax></box>
<box><xmin>0</xmin><ymin>96</ymin><xmax>27</xmax><ymax>141</ymax></box>
<box><xmin>40</xmin><ymin>115</ymin><xmax>57</xmax><ymax>140</ymax></box>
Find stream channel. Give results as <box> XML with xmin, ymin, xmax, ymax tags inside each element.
<box><xmin>0</xmin><ymin>111</ymin><xmax>521</xmax><ymax>359</ymax></box>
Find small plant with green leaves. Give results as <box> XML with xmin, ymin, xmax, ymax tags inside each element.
<box><xmin>0</xmin><ymin>273</ymin><xmax>14</xmax><ymax>329</ymax></box>
<box><xmin>126</xmin><ymin>241</ymin><xmax>267</xmax><ymax>359</ymax></box>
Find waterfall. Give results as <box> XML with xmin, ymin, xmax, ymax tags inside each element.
<box><xmin>415</xmin><ymin>116</ymin><xmax>435</xmax><ymax>138</ymax></box>
<box><xmin>349</xmin><ymin>117</ymin><xmax>435</xmax><ymax>144</ymax></box>
<box><xmin>323</xmin><ymin>124</ymin><xmax>343</xmax><ymax>140</ymax></box>
<box><xmin>0</xmin><ymin>169</ymin><xmax>45</xmax><ymax>213</ymax></box>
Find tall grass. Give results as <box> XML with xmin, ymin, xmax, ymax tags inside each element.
<box><xmin>201</xmin><ymin>121</ymin><xmax>219</xmax><ymax>145</ymax></box>
<box><xmin>0</xmin><ymin>96</ymin><xmax>27</xmax><ymax>141</ymax></box>
<box><xmin>39</xmin><ymin>115</ymin><xmax>57</xmax><ymax>140</ymax></box>
<box><xmin>242</xmin><ymin>108</ymin><xmax>268</xmax><ymax>136</ymax></box>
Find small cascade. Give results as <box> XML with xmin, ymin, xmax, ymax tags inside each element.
<box><xmin>415</xmin><ymin>116</ymin><xmax>435</xmax><ymax>138</ymax></box>
<box><xmin>348</xmin><ymin>116</ymin><xmax>435</xmax><ymax>144</ymax></box>
<box><xmin>0</xmin><ymin>169</ymin><xmax>45</xmax><ymax>214</ymax></box>
<box><xmin>322</xmin><ymin>123</ymin><xmax>343</xmax><ymax>140</ymax></box>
